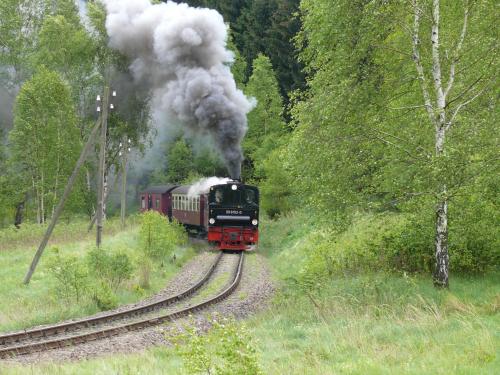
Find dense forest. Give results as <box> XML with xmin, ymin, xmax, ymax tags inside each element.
<box><xmin>0</xmin><ymin>0</ymin><xmax>498</xmax><ymax>287</ymax></box>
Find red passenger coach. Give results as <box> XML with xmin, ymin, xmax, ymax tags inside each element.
<box><xmin>139</xmin><ymin>185</ymin><xmax>177</xmax><ymax>218</ymax></box>
<box><xmin>170</xmin><ymin>185</ymin><xmax>208</xmax><ymax>230</ymax></box>
<box><xmin>140</xmin><ymin>181</ymin><xmax>259</xmax><ymax>251</ymax></box>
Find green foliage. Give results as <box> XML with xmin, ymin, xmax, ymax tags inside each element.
<box><xmin>86</xmin><ymin>247</ymin><xmax>134</xmax><ymax>291</ymax></box>
<box><xmin>10</xmin><ymin>67</ymin><xmax>81</xmax><ymax>223</ymax></box>
<box><xmin>243</xmin><ymin>54</ymin><xmax>285</xmax><ymax>181</ymax></box>
<box><xmin>138</xmin><ymin>257</ymin><xmax>153</xmax><ymax>289</ymax></box>
<box><xmin>46</xmin><ymin>247</ymin><xmax>89</xmax><ymax>304</ymax></box>
<box><xmin>92</xmin><ymin>282</ymin><xmax>119</xmax><ymax>311</ymax></box>
<box><xmin>258</xmin><ymin>146</ymin><xmax>293</xmax><ymax>218</ymax></box>
<box><xmin>167</xmin><ymin>139</ymin><xmax>194</xmax><ymax>183</ymax></box>
<box><xmin>175</xmin><ymin>318</ymin><xmax>262</xmax><ymax>375</ymax></box>
<box><xmin>270</xmin><ymin>209</ymin><xmax>499</xmax><ymax>292</ymax></box>
<box><xmin>234</xmin><ymin>0</ymin><xmax>304</xmax><ymax>96</ymax></box>
<box><xmin>35</xmin><ymin>14</ymin><xmax>95</xmax><ymax>87</ymax></box>
<box><xmin>226</xmin><ymin>30</ymin><xmax>247</xmax><ymax>87</ymax></box>
<box><xmin>193</xmin><ymin>146</ymin><xmax>227</xmax><ymax>177</ymax></box>
<box><xmin>139</xmin><ymin>211</ymin><xmax>188</xmax><ymax>261</ymax></box>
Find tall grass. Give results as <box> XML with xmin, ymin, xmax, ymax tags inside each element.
<box><xmin>0</xmin><ymin>215</ymin><xmax>141</xmax><ymax>251</ymax></box>
<box><xmin>252</xmin><ymin>211</ymin><xmax>500</xmax><ymax>374</ymax></box>
<box><xmin>0</xmin><ymin>219</ymin><xmax>198</xmax><ymax>333</ymax></box>
<box><xmin>249</xmin><ymin>273</ymin><xmax>499</xmax><ymax>374</ymax></box>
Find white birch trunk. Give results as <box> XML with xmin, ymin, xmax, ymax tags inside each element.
<box><xmin>431</xmin><ymin>0</ymin><xmax>449</xmax><ymax>287</ymax></box>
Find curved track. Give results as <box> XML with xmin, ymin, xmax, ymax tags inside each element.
<box><xmin>0</xmin><ymin>252</ymin><xmax>244</xmax><ymax>359</ymax></box>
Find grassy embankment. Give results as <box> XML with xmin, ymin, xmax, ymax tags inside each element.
<box><xmin>0</xmin><ymin>216</ymin><xmax>198</xmax><ymax>333</ymax></box>
<box><xmin>252</xmin><ymin>212</ymin><xmax>499</xmax><ymax>374</ymax></box>
<box><xmin>1</xmin><ymin>212</ymin><xmax>499</xmax><ymax>374</ymax></box>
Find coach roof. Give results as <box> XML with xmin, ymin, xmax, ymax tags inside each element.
<box><xmin>171</xmin><ymin>185</ymin><xmax>192</xmax><ymax>195</ymax></box>
<box><xmin>141</xmin><ymin>185</ymin><xmax>177</xmax><ymax>194</ymax></box>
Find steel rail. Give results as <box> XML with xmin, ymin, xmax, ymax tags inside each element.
<box><xmin>0</xmin><ymin>252</ymin><xmax>223</xmax><ymax>348</ymax></box>
<box><xmin>0</xmin><ymin>252</ymin><xmax>243</xmax><ymax>359</ymax></box>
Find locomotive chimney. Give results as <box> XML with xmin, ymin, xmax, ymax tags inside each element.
<box><xmin>230</xmin><ymin>162</ymin><xmax>241</xmax><ymax>182</ymax></box>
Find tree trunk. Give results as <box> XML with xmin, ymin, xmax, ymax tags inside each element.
<box><xmin>434</xmin><ymin>122</ymin><xmax>449</xmax><ymax>287</ymax></box>
<box><xmin>434</xmin><ymin>196</ymin><xmax>449</xmax><ymax>287</ymax></box>
<box><xmin>14</xmin><ymin>200</ymin><xmax>25</xmax><ymax>229</ymax></box>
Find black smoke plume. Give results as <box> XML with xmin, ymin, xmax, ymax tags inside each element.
<box><xmin>104</xmin><ymin>0</ymin><xmax>253</xmax><ymax>179</ymax></box>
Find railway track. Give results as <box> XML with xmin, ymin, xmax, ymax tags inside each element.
<box><xmin>0</xmin><ymin>252</ymin><xmax>244</xmax><ymax>359</ymax></box>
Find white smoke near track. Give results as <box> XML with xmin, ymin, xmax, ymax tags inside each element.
<box><xmin>103</xmin><ymin>0</ymin><xmax>254</xmax><ymax>179</ymax></box>
<box><xmin>187</xmin><ymin>176</ymin><xmax>231</xmax><ymax>197</ymax></box>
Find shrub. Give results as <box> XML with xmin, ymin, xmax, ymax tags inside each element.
<box><xmin>86</xmin><ymin>246</ymin><xmax>133</xmax><ymax>291</ymax></box>
<box><xmin>174</xmin><ymin>317</ymin><xmax>262</xmax><ymax>375</ymax></box>
<box><xmin>139</xmin><ymin>211</ymin><xmax>187</xmax><ymax>261</ymax></box>
<box><xmin>298</xmin><ymin>203</ymin><xmax>500</xmax><ymax>291</ymax></box>
<box><xmin>138</xmin><ymin>257</ymin><xmax>153</xmax><ymax>289</ymax></box>
<box><xmin>46</xmin><ymin>247</ymin><xmax>88</xmax><ymax>304</ymax></box>
<box><xmin>91</xmin><ymin>282</ymin><xmax>118</xmax><ymax>311</ymax></box>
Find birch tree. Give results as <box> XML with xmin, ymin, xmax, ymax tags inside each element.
<box><xmin>410</xmin><ymin>0</ymin><xmax>495</xmax><ymax>287</ymax></box>
<box><xmin>287</xmin><ymin>0</ymin><xmax>497</xmax><ymax>278</ymax></box>
<box><xmin>10</xmin><ymin>68</ymin><xmax>80</xmax><ymax>223</ymax></box>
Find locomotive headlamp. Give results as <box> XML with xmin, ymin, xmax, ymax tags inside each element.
<box><xmin>231</xmin><ymin>184</ymin><xmax>237</xmax><ymax>190</ymax></box>
<box><xmin>252</xmin><ymin>219</ymin><xmax>258</xmax><ymax>225</ymax></box>
<box><xmin>209</xmin><ymin>218</ymin><xmax>215</xmax><ymax>224</ymax></box>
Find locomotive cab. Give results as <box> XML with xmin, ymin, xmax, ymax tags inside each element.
<box><xmin>207</xmin><ymin>182</ymin><xmax>259</xmax><ymax>250</ymax></box>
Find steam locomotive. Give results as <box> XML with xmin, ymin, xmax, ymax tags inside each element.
<box><xmin>140</xmin><ymin>180</ymin><xmax>259</xmax><ymax>251</ymax></box>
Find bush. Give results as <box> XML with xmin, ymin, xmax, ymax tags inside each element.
<box><xmin>86</xmin><ymin>246</ymin><xmax>133</xmax><ymax>291</ymax></box>
<box><xmin>46</xmin><ymin>247</ymin><xmax>89</xmax><ymax>304</ymax></box>
<box><xmin>138</xmin><ymin>257</ymin><xmax>153</xmax><ymax>289</ymax></box>
<box><xmin>174</xmin><ymin>317</ymin><xmax>262</xmax><ymax>375</ymax></box>
<box><xmin>139</xmin><ymin>211</ymin><xmax>187</xmax><ymax>261</ymax></box>
<box><xmin>91</xmin><ymin>282</ymin><xmax>118</xmax><ymax>311</ymax></box>
<box><xmin>298</xmin><ymin>213</ymin><xmax>408</xmax><ymax>289</ymax></box>
<box><xmin>297</xmin><ymin>204</ymin><xmax>499</xmax><ymax>291</ymax></box>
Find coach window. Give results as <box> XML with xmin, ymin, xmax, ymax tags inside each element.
<box><xmin>156</xmin><ymin>198</ymin><xmax>160</xmax><ymax>208</ymax></box>
<box><xmin>141</xmin><ymin>196</ymin><xmax>145</xmax><ymax>209</ymax></box>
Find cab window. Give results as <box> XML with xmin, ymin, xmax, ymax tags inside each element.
<box><xmin>244</xmin><ymin>189</ymin><xmax>256</xmax><ymax>205</ymax></box>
